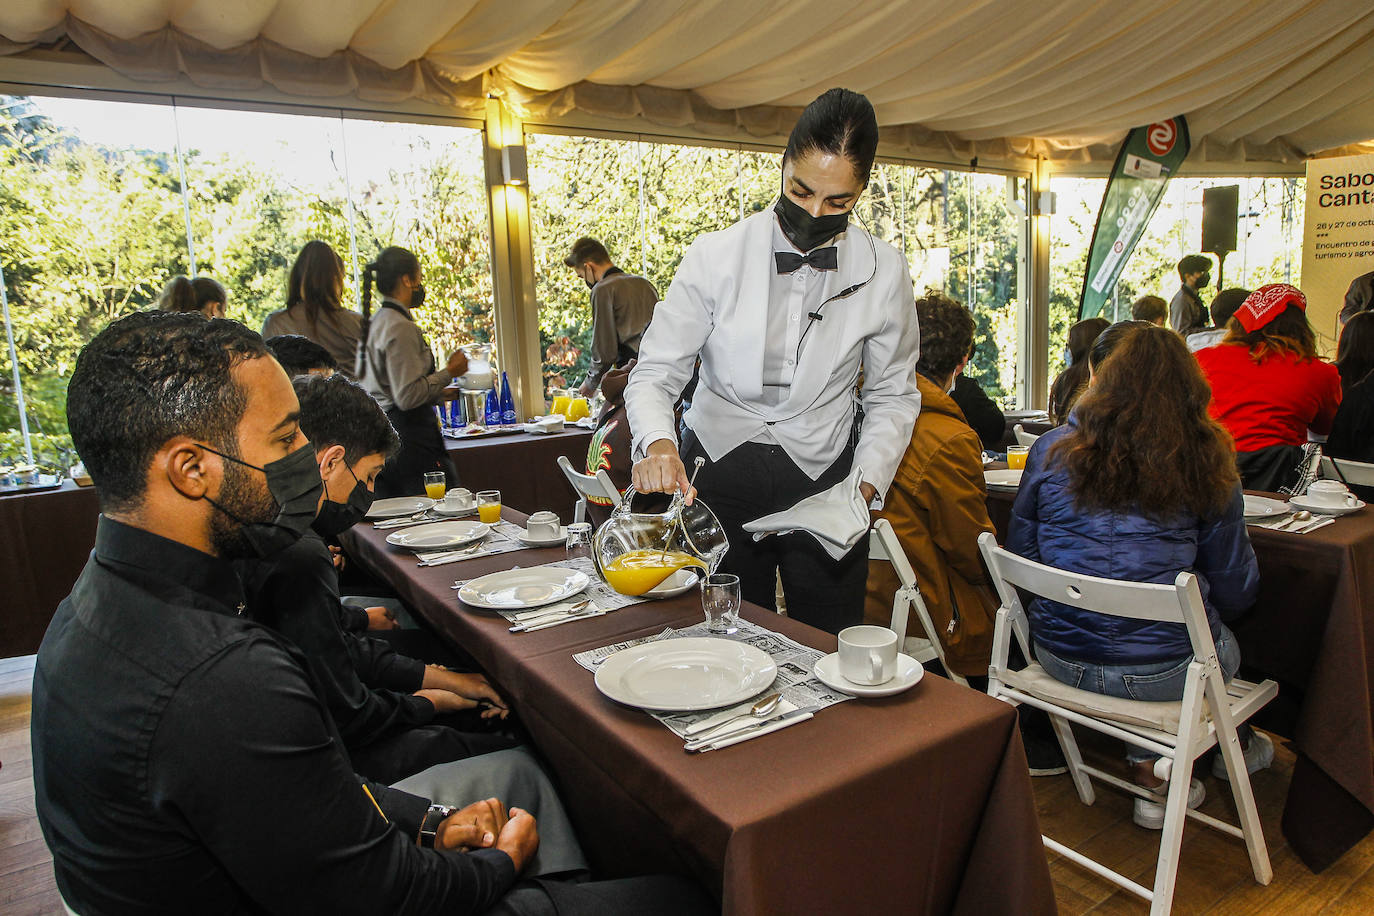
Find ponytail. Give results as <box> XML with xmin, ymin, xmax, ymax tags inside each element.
<box><xmin>357</xmin><ymin>262</ymin><xmax>377</xmax><ymax>378</ymax></box>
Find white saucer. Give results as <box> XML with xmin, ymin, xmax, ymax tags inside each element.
<box><xmin>643</xmin><ymin>568</ymin><xmax>700</xmax><ymax>599</ymax></box>
<box><xmin>984</xmin><ymin>469</ymin><xmax>1023</xmax><ymax>489</ymax></box>
<box><xmin>1288</xmin><ymin>495</ymin><xmax>1366</xmax><ymax>517</ymax></box>
<box><xmin>1242</xmin><ymin>495</ymin><xmax>1288</xmax><ymax>518</ymax></box>
<box><xmin>432</xmin><ymin>502</ymin><xmax>477</xmax><ymax>517</ymax></box>
<box><xmin>517</xmin><ymin>527</ymin><xmax>568</xmax><ymax>547</ymax></box>
<box><xmin>812</xmin><ymin>652</ymin><xmax>924</xmax><ymax>698</ymax></box>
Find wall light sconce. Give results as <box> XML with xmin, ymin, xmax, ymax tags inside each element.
<box><xmin>1036</xmin><ymin>190</ymin><xmax>1057</xmax><ymax>215</ymax></box>
<box><xmin>501</xmin><ymin>146</ymin><xmax>528</xmax><ymax>186</ymax></box>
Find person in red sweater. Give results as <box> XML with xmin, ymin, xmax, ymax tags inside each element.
<box><xmin>1195</xmin><ymin>284</ymin><xmax>1341</xmax><ymax>492</ymax></box>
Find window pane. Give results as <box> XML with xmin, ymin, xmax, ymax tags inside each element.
<box><xmin>1</xmin><ymin>94</ymin><xmax>186</xmax><ymax>469</ymax></box>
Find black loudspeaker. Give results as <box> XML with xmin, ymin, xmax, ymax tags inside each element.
<box><xmin>1201</xmin><ymin>185</ymin><xmax>1239</xmax><ymax>254</ymax></box>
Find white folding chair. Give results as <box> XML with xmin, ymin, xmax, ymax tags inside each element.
<box><xmin>976</xmin><ymin>531</ymin><xmax>1276</xmax><ymax>916</ymax></box>
<box><xmin>556</xmin><ymin>455</ymin><xmax>622</xmax><ymax>525</ymax></box>
<box><xmin>1319</xmin><ymin>454</ymin><xmax>1374</xmax><ymax>489</ymax></box>
<box><xmin>1013</xmin><ymin>423</ymin><xmax>1040</xmax><ymax>447</ymax></box>
<box><xmin>868</xmin><ymin>519</ymin><xmax>969</xmax><ymax>687</ymax></box>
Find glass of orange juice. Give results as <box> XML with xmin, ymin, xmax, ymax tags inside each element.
<box><xmin>477</xmin><ymin>489</ymin><xmax>502</xmax><ymax>523</ymax></box>
<box><xmin>550</xmin><ymin>392</ymin><xmax>571</xmax><ymax>417</ymax></box>
<box><xmin>423</xmin><ymin>471</ymin><xmax>447</xmax><ymax>500</ymax></box>
<box><xmin>1006</xmin><ymin>446</ymin><xmax>1029</xmax><ymax>470</ymax></box>
<box><xmin>567</xmin><ymin>397</ymin><xmax>590</xmax><ymax>422</ymax></box>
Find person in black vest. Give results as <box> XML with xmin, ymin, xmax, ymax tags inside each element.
<box><xmin>358</xmin><ymin>246</ymin><xmax>466</xmax><ymax>498</ymax></box>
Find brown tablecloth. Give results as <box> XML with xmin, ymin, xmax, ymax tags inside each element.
<box><xmin>341</xmin><ymin>512</ymin><xmax>1054</xmax><ymax>915</ymax></box>
<box><xmin>986</xmin><ymin>482</ymin><xmax>1374</xmax><ymax>871</ymax></box>
<box><xmin>0</xmin><ymin>481</ymin><xmax>100</xmax><ymax>656</ymax></box>
<box><xmin>444</xmin><ymin>429</ymin><xmax>594</xmax><ymax>523</ymax></box>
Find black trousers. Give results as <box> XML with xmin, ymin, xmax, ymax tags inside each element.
<box><xmin>349</xmin><ymin>722</ymin><xmax>517</xmax><ymax>785</ymax></box>
<box><xmin>375</xmin><ymin>404</ymin><xmax>459</xmax><ymax>499</ymax></box>
<box><xmin>684</xmin><ymin>435</ymin><xmax>868</xmax><ymax>635</ymax></box>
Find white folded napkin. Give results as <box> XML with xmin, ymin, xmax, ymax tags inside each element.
<box><xmin>742</xmin><ymin>466</ymin><xmax>869</xmax><ymax>561</ymax></box>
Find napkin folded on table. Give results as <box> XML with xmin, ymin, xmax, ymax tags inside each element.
<box><xmin>742</xmin><ymin>465</ymin><xmax>870</xmax><ymax>561</ymax></box>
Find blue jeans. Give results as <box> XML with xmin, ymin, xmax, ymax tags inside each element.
<box><xmin>1035</xmin><ymin>623</ymin><xmax>1245</xmax><ymax>764</ymax></box>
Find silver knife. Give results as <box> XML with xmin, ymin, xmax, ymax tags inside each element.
<box><xmin>683</xmin><ymin>707</ymin><xmax>818</xmax><ymax>752</ymax></box>
<box><xmin>515</xmin><ymin>609</ymin><xmax>604</xmax><ymax>632</ymax></box>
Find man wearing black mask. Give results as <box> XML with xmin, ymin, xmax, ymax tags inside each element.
<box><xmin>564</xmin><ymin>237</ymin><xmax>658</xmax><ymax>397</ymax></box>
<box><xmin>239</xmin><ymin>373</ymin><xmax>523</xmax><ymax>784</ymax></box>
<box><xmin>33</xmin><ymin>311</ymin><xmax>709</xmax><ymax>915</ymax></box>
<box><xmin>1169</xmin><ymin>253</ymin><xmax>1213</xmax><ymax>335</ymax></box>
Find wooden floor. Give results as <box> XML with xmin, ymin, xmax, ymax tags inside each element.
<box><xmin>3</xmin><ymin>654</ymin><xmax>1374</xmax><ymax>915</ymax></box>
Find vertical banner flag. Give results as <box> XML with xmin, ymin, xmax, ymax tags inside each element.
<box><xmin>1078</xmin><ymin>117</ymin><xmax>1192</xmax><ymax>319</ymax></box>
<box><xmin>1302</xmin><ymin>152</ymin><xmax>1374</xmax><ymax>355</ymax></box>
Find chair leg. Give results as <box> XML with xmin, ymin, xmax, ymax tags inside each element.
<box><xmin>1149</xmin><ymin>751</ymin><xmax>1193</xmax><ymax>916</ymax></box>
<box><xmin>1049</xmin><ymin>713</ymin><xmax>1094</xmax><ymax>804</ymax></box>
<box><xmin>573</xmin><ymin>498</ymin><xmax>586</xmax><ymax>526</ymax></box>
<box><xmin>1209</xmin><ymin>681</ymin><xmax>1274</xmax><ymax>885</ymax></box>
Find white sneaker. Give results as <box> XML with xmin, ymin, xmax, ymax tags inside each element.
<box><xmin>1133</xmin><ymin>778</ymin><xmax>1205</xmax><ymax>830</ymax></box>
<box><xmin>1212</xmin><ymin>731</ymin><xmax>1275</xmax><ymax>782</ymax></box>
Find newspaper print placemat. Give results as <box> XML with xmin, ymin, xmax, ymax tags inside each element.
<box><xmin>415</xmin><ymin>521</ymin><xmax>530</xmax><ymax>566</ymax></box>
<box><xmin>574</xmin><ymin>618</ymin><xmax>851</xmax><ymax>737</ymax></box>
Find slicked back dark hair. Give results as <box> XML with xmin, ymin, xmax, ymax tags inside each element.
<box><xmin>266</xmin><ymin>334</ymin><xmax>338</xmax><ymax>377</ymax></box>
<box><xmin>784</xmin><ymin>88</ymin><xmax>879</xmax><ymax>183</ymax></box>
<box><xmin>914</xmin><ymin>292</ymin><xmax>975</xmax><ymax>381</ymax></box>
<box><xmin>293</xmin><ymin>373</ymin><xmax>400</xmax><ymax>465</ymax></box>
<box><xmin>67</xmin><ymin>310</ymin><xmax>269</xmax><ymax>513</ymax></box>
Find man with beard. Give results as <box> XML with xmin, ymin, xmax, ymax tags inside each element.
<box><xmin>32</xmin><ymin>311</ymin><xmax>709</xmax><ymax>915</ymax></box>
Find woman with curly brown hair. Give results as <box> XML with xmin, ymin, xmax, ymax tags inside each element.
<box><xmin>1008</xmin><ymin>323</ymin><xmax>1267</xmax><ymax>829</ymax></box>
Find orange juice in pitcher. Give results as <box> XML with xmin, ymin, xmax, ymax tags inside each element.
<box><xmin>601</xmin><ymin>549</ymin><xmax>708</xmax><ymax>597</ymax></box>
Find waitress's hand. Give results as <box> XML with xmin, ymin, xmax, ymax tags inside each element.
<box><xmin>445</xmin><ymin>349</ymin><xmax>469</xmax><ymax>378</ymax></box>
<box><xmin>633</xmin><ymin>439</ymin><xmax>696</xmax><ymax>504</ymax></box>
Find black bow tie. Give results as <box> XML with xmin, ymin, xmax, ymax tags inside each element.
<box><xmin>774</xmin><ymin>247</ymin><xmax>838</xmax><ymax>274</ymax></box>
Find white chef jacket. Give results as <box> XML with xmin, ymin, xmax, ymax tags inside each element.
<box><xmin>625</xmin><ymin>208</ymin><xmax>921</xmax><ymax>506</ymax></box>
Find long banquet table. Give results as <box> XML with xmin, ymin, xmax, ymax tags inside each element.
<box><xmin>986</xmin><ymin>484</ymin><xmax>1374</xmax><ymax>872</ymax></box>
<box><xmin>341</xmin><ymin>511</ymin><xmax>1055</xmax><ymax>915</ymax></box>
<box><xmin>444</xmin><ymin>428</ymin><xmax>594</xmax><ymax>522</ymax></box>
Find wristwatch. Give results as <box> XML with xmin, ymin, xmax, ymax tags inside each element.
<box><xmin>417</xmin><ymin>804</ymin><xmax>458</xmax><ymax>848</ymax></box>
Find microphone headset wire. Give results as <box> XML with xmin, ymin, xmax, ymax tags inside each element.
<box><xmin>793</xmin><ymin>208</ymin><xmax>879</xmax><ymax>366</ymax></box>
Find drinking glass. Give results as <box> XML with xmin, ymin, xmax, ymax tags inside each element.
<box><xmin>567</xmin><ymin>397</ymin><xmax>591</xmax><ymax>422</ymax></box>
<box><xmin>702</xmin><ymin>573</ymin><xmax>741</xmax><ymax>635</ymax></box>
<box><xmin>1006</xmin><ymin>446</ymin><xmax>1029</xmax><ymax>470</ymax></box>
<box><xmin>551</xmin><ymin>392</ymin><xmax>572</xmax><ymax>417</ymax></box>
<box><xmin>566</xmin><ymin>522</ymin><xmax>595</xmax><ymax>567</ymax></box>
<box><xmin>477</xmin><ymin>489</ymin><xmax>502</xmax><ymax>523</ymax></box>
<box><xmin>423</xmin><ymin>471</ymin><xmax>447</xmax><ymax>500</ymax></box>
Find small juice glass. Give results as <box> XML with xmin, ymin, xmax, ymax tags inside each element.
<box><xmin>1006</xmin><ymin>446</ymin><xmax>1029</xmax><ymax>470</ymax></box>
<box><xmin>567</xmin><ymin>397</ymin><xmax>591</xmax><ymax>422</ymax></box>
<box><xmin>423</xmin><ymin>471</ymin><xmax>448</xmax><ymax>500</ymax></box>
<box><xmin>551</xmin><ymin>393</ymin><xmax>572</xmax><ymax>417</ymax></box>
<box><xmin>477</xmin><ymin>489</ymin><xmax>502</xmax><ymax>523</ymax></box>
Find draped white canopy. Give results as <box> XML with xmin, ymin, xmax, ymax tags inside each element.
<box><xmin>2</xmin><ymin>1</ymin><xmax>1372</xmax><ymax>166</ymax></box>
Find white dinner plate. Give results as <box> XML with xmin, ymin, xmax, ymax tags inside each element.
<box><xmin>1242</xmin><ymin>495</ymin><xmax>1288</xmax><ymax>518</ymax></box>
<box><xmin>1287</xmin><ymin>495</ymin><xmax>1366</xmax><ymax>517</ymax></box>
<box><xmin>459</xmin><ymin>567</ymin><xmax>590</xmax><ymax>610</ymax></box>
<box><xmin>366</xmin><ymin>496</ymin><xmax>435</xmax><ymax>519</ymax></box>
<box><xmin>594</xmin><ymin>637</ymin><xmax>778</xmax><ymax>712</ymax></box>
<box><xmin>642</xmin><ymin>568</ymin><xmax>701</xmax><ymax>599</ymax></box>
<box><xmin>984</xmin><ymin>469</ymin><xmax>1023</xmax><ymax>489</ymax></box>
<box><xmin>812</xmin><ymin>652</ymin><xmax>925</xmax><ymax>698</ymax></box>
<box><xmin>516</xmin><ymin>527</ymin><xmax>569</xmax><ymax>547</ymax></box>
<box><xmin>386</xmin><ymin>520</ymin><xmax>490</xmax><ymax>551</ymax></box>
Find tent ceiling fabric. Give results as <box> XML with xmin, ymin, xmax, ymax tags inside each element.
<box><xmin>2</xmin><ymin>0</ymin><xmax>1372</xmax><ymax>165</ymax></box>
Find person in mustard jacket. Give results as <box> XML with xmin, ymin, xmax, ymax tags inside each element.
<box><xmin>864</xmin><ymin>292</ymin><xmax>996</xmax><ymax>679</ymax></box>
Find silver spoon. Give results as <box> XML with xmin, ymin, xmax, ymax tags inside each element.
<box><xmin>659</xmin><ymin>457</ymin><xmax>707</xmax><ymax>560</ymax></box>
<box><xmin>1279</xmin><ymin>510</ymin><xmax>1312</xmax><ymax>531</ymax></box>
<box><xmin>685</xmin><ymin>692</ymin><xmax>782</xmax><ymax>740</ymax></box>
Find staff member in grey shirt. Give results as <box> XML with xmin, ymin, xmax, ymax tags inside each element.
<box><xmin>565</xmin><ymin>238</ymin><xmax>658</xmax><ymax>396</ymax></box>
<box><xmin>358</xmin><ymin>246</ymin><xmax>467</xmax><ymax>498</ymax></box>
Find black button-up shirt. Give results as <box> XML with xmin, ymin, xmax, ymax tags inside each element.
<box><xmin>32</xmin><ymin>517</ymin><xmax>514</xmax><ymax>914</ymax></box>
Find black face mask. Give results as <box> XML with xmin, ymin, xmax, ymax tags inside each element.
<box><xmin>1197</xmin><ymin>273</ymin><xmax>1211</xmax><ymax>289</ymax></box>
<box><xmin>774</xmin><ymin>191</ymin><xmax>851</xmax><ymax>253</ymax></box>
<box><xmin>313</xmin><ymin>462</ymin><xmax>374</xmax><ymax>538</ymax></box>
<box><xmin>201</xmin><ymin>443</ymin><xmax>324</xmax><ymax>558</ymax></box>
<box><xmin>411</xmin><ymin>283</ymin><xmax>427</xmax><ymax>309</ymax></box>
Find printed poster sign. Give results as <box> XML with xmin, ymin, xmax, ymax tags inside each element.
<box><xmin>1302</xmin><ymin>152</ymin><xmax>1374</xmax><ymax>353</ymax></box>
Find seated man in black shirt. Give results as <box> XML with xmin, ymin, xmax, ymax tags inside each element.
<box><xmin>239</xmin><ymin>372</ymin><xmax>516</xmax><ymax>784</ymax></box>
<box><xmin>33</xmin><ymin>310</ymin><xmax>708</xmax><ymax>915</ymax></box>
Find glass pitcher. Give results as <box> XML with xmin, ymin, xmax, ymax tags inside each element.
<box><xmin>456</xmin><ymin>343</ymin><xmax>494</xmax><ymax>391</ymax></box>
<box><xmin>592</xmin><ymin>488</ymin><xmax>729</xmax><ymax>596</ymax></box>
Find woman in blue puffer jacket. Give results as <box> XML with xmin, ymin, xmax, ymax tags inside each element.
<box><xmin>1008</xmin><ymin>321</ymin><xmax>1270</xmax><ymax>829</ymax></box>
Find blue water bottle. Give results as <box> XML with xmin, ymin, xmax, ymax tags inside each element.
<box><xmin>499</xmin><ymin>372</ymin><xmax>517</xmax><ymax>425</ymax></box>
<box><xmin>453</xmin><ymin>393</ymin><xmax>467</xmax><ymax>427</ymax></box>
<box><xmin>485</xmin><ymin>388</ymin><xmax>502</xmax><ymax>426</ymax></box>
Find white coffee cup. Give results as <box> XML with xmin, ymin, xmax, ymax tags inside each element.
<box><xmin>443</xmin><ymin>488</ymin><xmax>474</xmax><ymax>511</ymax></box>
<box><xmin>837</xmin><ymin>625</ymin><xmax>899</xmax><ymax>686</ymax></box>
<box><xmin>1305</xmin><ymin>479</ymin><xmax>1359</xmax><ymax>509</ymax></box>
<box><xmin>526</xmin><ymin>511</ymin><xmax>561</xmax><ymax>540</ymax></box>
